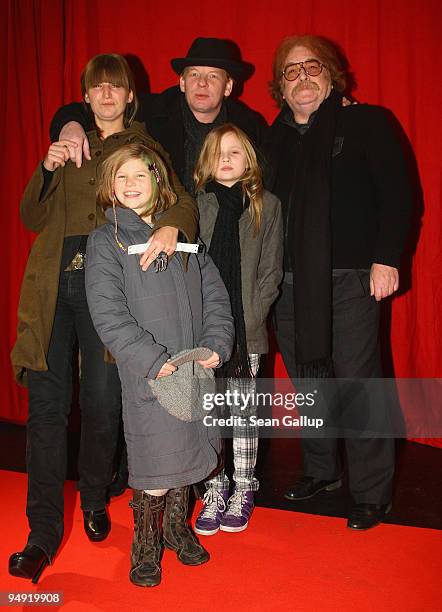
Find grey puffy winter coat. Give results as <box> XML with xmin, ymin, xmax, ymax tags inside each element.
<box><xmin>85</xmin><ymin>207</ymin><xmax>234</xmax><ymax>490</ymax></box>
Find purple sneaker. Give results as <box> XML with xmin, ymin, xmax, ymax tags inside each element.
<box><xmin>220</xmin><ymin>490</ymin><xmax>254</xmax><ymax>533</ymax></box>
<box><xmin>194</xmin><ymin>489</ymin><xmax>228</xmax><ymax>536</ymax></box>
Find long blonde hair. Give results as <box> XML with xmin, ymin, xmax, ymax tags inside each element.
<box><xmin>194</xmin><ymin>123</ymin><xmax>263</xmax><ymax>235</ymax></box>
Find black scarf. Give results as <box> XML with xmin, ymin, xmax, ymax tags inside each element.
<box><xmin>205</xmin><ymin>180</ymin><xmax>251</xmax><ymax>378</ymax></box>
<box><xmin>277</xmin><ymin>90</ymin><xmax>342</xmax><ymax>377</ymax></box>
<box><xmin>181</xmin><ymin>98</ymin><xmax>227</xmax><ymax>195</ymax></box>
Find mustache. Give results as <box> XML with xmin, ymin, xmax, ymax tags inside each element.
<box><xmin>293</xmin><ymin>80</ymin><xmax>320</xmax><ymax>94</ymax></box>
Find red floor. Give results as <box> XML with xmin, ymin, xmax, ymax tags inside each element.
<box><xmin>1</xmin><ymin>470</ymin><xmax>440</xmax><ymax>611</ymax></box>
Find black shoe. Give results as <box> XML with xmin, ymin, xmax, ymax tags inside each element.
<box><xmin>83</xmin><ymin>509</ymin><xmax>110</xmax><ymax>542</ymax></box>
<box><xmin>9</xmin><ymin>545</ymin><xmax>49</xmax><ymax>584</ymax></box>
<box><xmin>347</xmin><ymin>503</ymin><xmax>392</xmax><ymax>530</ymax></box>
<box><xmin>284</xmin><ymin>476</ymin><xmax>342</xmax><ymax>501</ymax></box>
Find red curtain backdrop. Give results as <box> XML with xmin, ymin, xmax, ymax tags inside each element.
<box><xmin>1</xmin><ymin>1</ymin><xmax>441</xmax><ymax>444</ymax></box>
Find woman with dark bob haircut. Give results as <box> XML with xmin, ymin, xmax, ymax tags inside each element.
<box><xmin>9</xmin><ymin>53</ymin><xmax>198</xmax><ymax>583</ymax></box>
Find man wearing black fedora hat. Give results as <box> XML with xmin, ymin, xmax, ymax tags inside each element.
<box><xmin>50</xmin><ymin>38</ymin><xmax>266</xmax><ymax>195</ymax></box>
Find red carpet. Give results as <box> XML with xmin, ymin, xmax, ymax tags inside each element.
<box><xmin>1</xmin><ymin>470</ymin><xmax>440</xmax><ymax>611</ymax></box>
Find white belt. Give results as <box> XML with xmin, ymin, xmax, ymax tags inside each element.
<box><xmin>127</xmin><ymin>242</ymin><xmax>202</xmax><ymax>255</ymax></box>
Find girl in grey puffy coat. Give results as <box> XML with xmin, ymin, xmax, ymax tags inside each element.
<box><xmin>85</xmin><ymin>143</ymin><xmax>234</xmax><ymax>587</ymax></box>
<box><xmin>193</xmin><ymin>124</ymin><xmax>283</xmax><ymax>536</ymax></box>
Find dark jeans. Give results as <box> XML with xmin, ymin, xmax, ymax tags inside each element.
<box><xmin>26</xmin><ymin>269</ymin><xmax>121</xmax><ymax>559</ymax></box>
<box><xmin>274</xmin><ymin>270</ymin><xmax>395</xmax><ymax>504</ymax></box>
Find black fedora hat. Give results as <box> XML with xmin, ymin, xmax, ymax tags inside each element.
<box><xmin>171</xmin><ymin>37</ymin><xmax>254</xmax><ymax>81</ymax></box>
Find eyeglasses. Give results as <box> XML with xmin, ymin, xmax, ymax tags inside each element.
<box><xmin>281</xmin><ymin>60</ymin><xmax>324</xmax><ymax>82</ymax></box>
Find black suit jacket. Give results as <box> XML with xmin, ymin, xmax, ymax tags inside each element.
<box><xmin>263</xmin><ymin>103</ymin><xmax>412</xmax><ymax>269</ymax></box>
<box><xmin>140</xmin><ymin>86</ymin><xmax>267</xmax><ymax>183</ymax></box>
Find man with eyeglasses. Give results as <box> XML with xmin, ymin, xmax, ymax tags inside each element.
<box><xmin>50</xmin><ymin>38</ymin><xmax>265</xmax><ymax>196</ymax></box>
<box><xmin>265</xmin><ymin>35</ymin><xmax>412</xmax><ymax>530</ymax></box>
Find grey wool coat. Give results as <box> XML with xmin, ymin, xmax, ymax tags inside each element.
<box><xmin>197</xmin><ymin>189</ymin><xmax>284</xmax><ymax>355</ymax></box>
<box><xmin>85</xmin><ymin>207</ymin><xmax>234</xmax><ymax>491</ymax></box>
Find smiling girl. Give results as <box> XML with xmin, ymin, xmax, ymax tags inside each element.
<box><xmin>85</xmin><ymin>142</ymin><xmax>234</xmax><ymax>587</ymax></box>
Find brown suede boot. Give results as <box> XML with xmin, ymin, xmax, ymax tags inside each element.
<box><xmin>129</xmin><ymin>490</ymin><xmax>164</xmax><ymax>587</ymax></box>
<box><xmin>163</xmin><ymin>486</ymin><xmax>210</xmax><ymax>566</ymax></box>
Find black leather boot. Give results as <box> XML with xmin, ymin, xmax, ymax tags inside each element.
<box><xmin>163</xmin><ymin>486</ymin><xmax>209</xmax><ymax>566</ymax></box>
<box><xmin>129</xmin><ymin>490</ymin><xmax>164</xmax><ymax>587</ymax></box>
<box><xmin>9</xmin><ymin>545</ymin><xmax>49</xmax><ymax>583</ymax></box>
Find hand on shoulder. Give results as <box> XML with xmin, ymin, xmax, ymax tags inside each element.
<box><xmin>59</xmin><ymin>121</ymin><xmax>91</xmax><ymax>168</ymax></box>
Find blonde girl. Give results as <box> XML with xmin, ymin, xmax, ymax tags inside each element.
<box><xmin>194</xmin><ymin>123</ymin><xmax>283</xmax><ymax>534</ymax></box>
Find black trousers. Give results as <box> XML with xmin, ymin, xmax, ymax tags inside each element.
<box><xmin>274</xmin><ymin>269</ymin><xmax>394</xmax><ymax>504</ymax></box>
<box><xmin>26</xmin><ymin>270</ymin><xmax>121</xmax><ymax>559</ymax></box>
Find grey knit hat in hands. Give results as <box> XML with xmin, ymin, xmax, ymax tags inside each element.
<box><xmin>148</xmin><ymin>348</ymin><xmax>216</xmax><ymax>422</ymax></box>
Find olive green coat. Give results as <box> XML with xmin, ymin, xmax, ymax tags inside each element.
<box><xmin>11</xmin><ymin>122</ymin><xmax>198</xmax><ymax>385</ymax></box>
